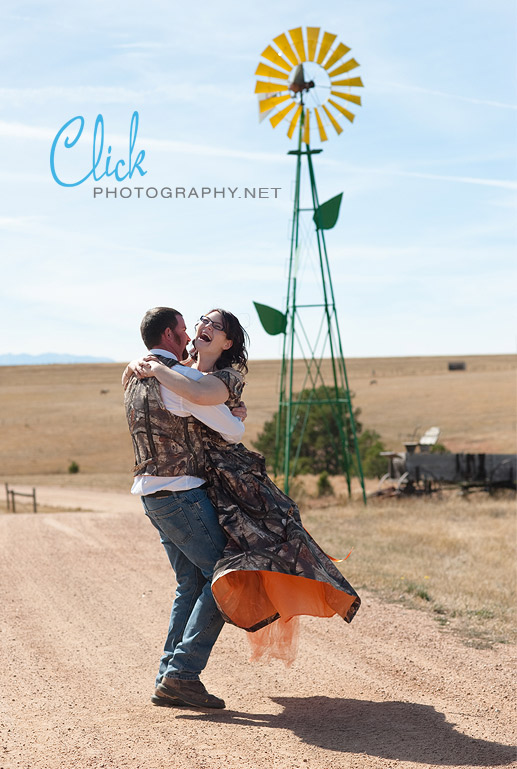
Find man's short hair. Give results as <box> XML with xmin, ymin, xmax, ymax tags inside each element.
<box><xmin>140</xmin><ymin>307</ymin><xmax>181</xmax><ymax>349</ymax></box>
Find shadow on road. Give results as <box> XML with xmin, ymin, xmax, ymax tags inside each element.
<box><xmin>177</xmin><ymin>696</ymin><xmax>516</xmax><ymax>766</ymax></box>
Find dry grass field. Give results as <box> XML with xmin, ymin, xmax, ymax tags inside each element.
<box><xmin>0</xmin><ymin>353</ymin><xmax>515</xmax><ymax>478</ymax></box>
<box><xmin>244</xmin><ymin>354</ymin><xmax>517</xmax><ymax>454</ymax></box>
<box><xmin>1</xmin><ymin>354</ymin><xmax>515</xmax><ymax>648</ymax></box>
<box><xmin>299</xmin><ymin>487</ymin><xmax>516</xmax><ymax>648</ymax></box>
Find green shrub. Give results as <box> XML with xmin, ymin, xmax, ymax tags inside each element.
<box><xmin>356</xmin><ymin>430</ymin><xmax>388</xmax><ymax>478</ymax></box>
<box><xmin>430</xmin><ymin>443</ymin><xmax>450</xmax><ymax>454</ymax></box>
<box><xmin>317</xmin><ymin>471</ymin><xmax>334</xmax><ymax>497</ymax></box>
<box><xmin>68</xmin><ymin>460</ymin><xmax>80</xmax><ymax>474</ymax></box>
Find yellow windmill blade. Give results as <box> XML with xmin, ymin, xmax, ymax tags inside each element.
<box><xmin>272</xmin><ymin>32</ymin><xmax>300</xmax><ymax>66</ymax></box>
<box><xmin>270</xmin><ymin>100</ymin><xmax>297</xmax><ymax>128</ymax></box>
<box><xmin>316</xmin><ymin>31</ymin><xmax>337</xmax><ymax>64</ymax></box>
<box><xmin>321</xmin><ymin>104</ymin><xmax>343</xmax><ymax>135</ymax></box>
<box><xmin>259</xmin><ymin>93</ymin><xmax>292</xmax><ymax>113</ymax></box>
<box><xmin>323</xmin><ymin>42</ymin><xmax>351</xmax><ymax>71</ymax></box>
<box><xmin>306</xmin><ymin>27</ymin><xmax>320</xmax><ymax>61</ymax></box>
<box><xmin>302</xmin><ymin>109</ymin><xmax>310</xmax><ymax>144</ymax></box>
<box><xmin>331</xmin><ymin>76</ymin><xmax>364</xmax><ymax>88</ymax></box>
<box><xmin>314</xmin><ymin>108</ymin><xmax>328</xmax><ymax>142</ymax></box>
<box><xmin>255</xmin><ymin>62</ymin><xmax>290</xmax><ymax>80</ymax></box>
<box><xmin>328</xmin><ymin>58</ymin><xmax>360</xmax><ymax>78</ymax></box>
<box><xmin>288</xmin><ymin>27</ymin><xmax>307</xmax><ymax>64</ymax></box>
<box><xmin>287</xmin><ymin>104</ymin><xmax>302</xmax><ymax>138</ymax></box>
<box><xmin>328</xmin><ymin>98</ymin><xmax>355</xmax><ymax>123</ymax></box>
<box><xmin>260</xmin><ymin>45</ymin><xmax>292</xmax><ymax>72</ymax></box>
<box><xmin>329</xmin><ymin>91</ymin><xmax>362</xmax><ymax>106</ymax></box>
<box><xmin>255</xmin><ymin>81</ymin><xmax>289</xmax><ymax>94</ymax></box>
<box><xmin>257</xmin><ymin>94</ymin><xmax>276</xmax><ymax>121</ymax></box>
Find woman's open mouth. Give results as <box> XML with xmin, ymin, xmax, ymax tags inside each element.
<box><xmin>198</xmin><ymin>331</ymin><xmax>212</xmax><ymax>343</ymax></box>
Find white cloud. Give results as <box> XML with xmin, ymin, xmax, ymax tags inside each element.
<box><xmin>0</xmin><ymin>82</ymin><xmax>248</xmax><ymax>106</ymax></box>
<box><xmin>0</xmin><ymin>121</ymin><xmax>53</xmax><ymax>140</ymax></box>
<box><xmin>0</xmin><ymin>215</ymin><xmax>45</xmax><ymax>230</ymax></box>
<box><xmin>379</xmin><ymin>169</ymin><xmax>517</xmax><ymax>190</ymax></box>
<box><xmin>370</xmin><ymin>80</ymin><xmax>517</xmax><ymax>111</ymax></box>
<box><xmin>113</xmin><ymin>42</ymin><xmax>165</xmax><ymax>50</ymax></box>
<box><xmin>328</xmin><ymin>161</ymin><xmax>517</xmax><ymax>191</ymax></box>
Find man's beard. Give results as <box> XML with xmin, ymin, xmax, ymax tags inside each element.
<box><xmin>172</xmin><ymin>329</ymin><xmax>188</xmax><ymax>360</ymax></box>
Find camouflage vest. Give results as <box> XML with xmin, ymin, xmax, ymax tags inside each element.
<box><xmin>124</xmin><ymin>356</ymin><xmax>207</xmax><ymax>478</ymax></box>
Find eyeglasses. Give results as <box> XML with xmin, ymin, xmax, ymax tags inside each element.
<box><xmin>199</xmin><ymin>315</ymin><xmax>225</xmax><ymax>331</ymax></box>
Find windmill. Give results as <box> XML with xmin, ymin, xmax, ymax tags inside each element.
<box><xmin>253</xmin><ymin>26</ymin><xmax>366</xmax><ymax>502</ymax></box>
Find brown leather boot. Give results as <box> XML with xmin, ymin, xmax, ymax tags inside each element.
<box><xmin>155</xmin><ymin>678</ymin><xmax>225</xmax><ymax>709</ymax></box>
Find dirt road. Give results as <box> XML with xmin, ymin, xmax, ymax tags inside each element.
<box><xmin>1</xmin><ymin>492</ymin><xmax>515</xmax><ymax>769</ymax></box>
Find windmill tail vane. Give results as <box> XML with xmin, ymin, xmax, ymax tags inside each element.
<box><xmin>289</xmin><ymin>64</ymin><xmax>314</xmax><ymax>94</ymax></box>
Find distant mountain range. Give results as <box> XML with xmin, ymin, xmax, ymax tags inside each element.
<box><xmin>0</xmin><ymin>353</ymin><xmax>114</xmax><ymax>366</ymax></box>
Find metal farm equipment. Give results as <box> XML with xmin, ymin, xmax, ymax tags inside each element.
<box><xmin>375</xmin><ymin>428</ymin><xmax>516</xmax><ymax>496</ymax></box>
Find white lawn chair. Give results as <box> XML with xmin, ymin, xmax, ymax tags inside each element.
<box><xmin>419</xmin><ymin>426</ymin><xmax>441</xmax><ymax>453</ymax></box>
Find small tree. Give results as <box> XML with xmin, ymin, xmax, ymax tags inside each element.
<box><xmin>254</xmin><ymin>386</ymin><xmax>386</xmax><ymax>478</ymax></box>
<box><xmin>254</xmin><ymin>385</ymin><xmax>363</xmax><ymax>476</ymax></box>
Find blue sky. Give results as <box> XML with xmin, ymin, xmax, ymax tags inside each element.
<box><xmin>0</xmin><ymin>0</ymin><xmax>515</xmax><ymax>362</ymax></box>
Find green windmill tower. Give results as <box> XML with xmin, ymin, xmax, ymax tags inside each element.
<box><xmin>253</xmin><ymin>26</ymin><xmax>367</xmax><ymax>502</ymax></box>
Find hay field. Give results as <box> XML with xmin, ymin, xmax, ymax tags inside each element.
<box><xmin>0</xmin><ymin>354</ymin><xmax>515</xmax><ymax>479</ymax></box>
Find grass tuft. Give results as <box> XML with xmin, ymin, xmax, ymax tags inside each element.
<box><xmin>406</xmin><ymin>582</ymin><xmax>432</xmax><ymax>601</ymax></box>
<box><xmin>302</xmin><ymin>491</ymin><xmax>516</xmax><ymax>648</ymax></box>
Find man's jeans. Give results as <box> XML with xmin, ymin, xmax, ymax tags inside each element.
<box><xmin>142</xmin><ymin>487</ymin><xmax>227</xmax><ymax>683</ymax></box>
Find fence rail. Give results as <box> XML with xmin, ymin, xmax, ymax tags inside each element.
<box><xmin>4</xmin><ymin>483</ymin><xmax>37</xmax><ymax>512</ymax></box>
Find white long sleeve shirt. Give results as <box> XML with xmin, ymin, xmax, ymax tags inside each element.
<box><xmin>131</xmin><ymin>349</ymin><xmax>244</xmax><ymax>495</ymax></box>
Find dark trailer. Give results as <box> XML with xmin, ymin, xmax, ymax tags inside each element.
<box><xmin>377</xmin><ymin>452</ymin><xmax>516</xmax><ymax>496</ymax></box>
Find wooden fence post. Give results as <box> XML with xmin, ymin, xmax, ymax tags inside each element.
<box><xmin>3</xmin><ymin>485</ymin><xmax>38</xmax><ymax>513</ymax></box>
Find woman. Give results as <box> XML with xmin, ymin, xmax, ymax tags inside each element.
<box><xmin>124</xmin><ymin>309</ymin><xmax>360</xmax><ymax>664</ymax></box>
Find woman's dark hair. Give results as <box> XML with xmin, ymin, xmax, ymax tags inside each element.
<box><xmin>192</xmin><ymin>308</ymin><xmax>249</xmax><ymax>374</ymax></box>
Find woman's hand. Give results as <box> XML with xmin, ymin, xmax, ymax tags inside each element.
<box><xmin>121</xmin><ymin>355</ymin><xmax>161</xmax><ymax>387</ymax></box>
<box><xmin>183</xmin><ymin>350</ymin><xmax>197</xmax><ymax>367</ymax></box>
<box><xmin>131</xmin><ymin>356</ymin><xmax>163</xmax><ymax>379</ymax></box>
<box><xmin>231</xmin><ymin>401</ymin><xmax>247</xmax><ymax>421</ymax></box>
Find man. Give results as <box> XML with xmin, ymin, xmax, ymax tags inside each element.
<box><xmin>124</xmin><ymin>307</ymin><xmax>245</xmax><ymax>710</ymax></box>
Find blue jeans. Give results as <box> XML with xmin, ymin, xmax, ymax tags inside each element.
<box><xmin>142</xmin><ymin>487</ymin><xmax>227</xmax><ymax>683</ymax></box>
